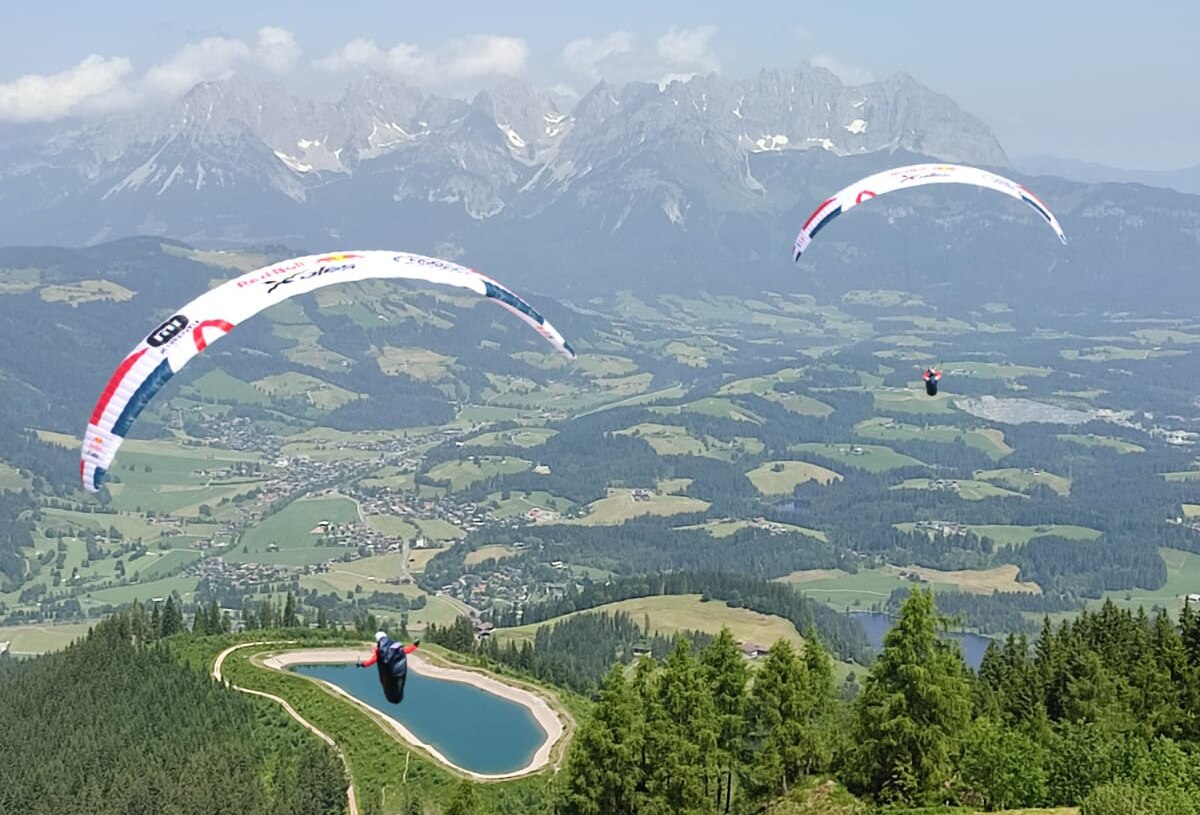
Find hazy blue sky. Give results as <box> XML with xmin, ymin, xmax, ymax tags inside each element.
<box><xmin>2</xmin><ymin>1</ymin><xmax>1196</xmax><ymax>170</ymax></box>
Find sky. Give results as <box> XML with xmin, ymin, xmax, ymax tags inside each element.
<box><xmin>1</xmin><ymin>1</ymin><xmax>1197</xmax><ymax>170</ymax></box>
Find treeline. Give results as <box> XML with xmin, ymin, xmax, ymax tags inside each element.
<box><xmin>0</xmin><ymin>491</ymin><xmax>36</xmax><ymax>588</ymax></box>
<box><xmin>324</xmin><ymin>391</ymin><xmax>455</xmax><ymax>431</ymax></box>
<box><xmin>455</xmin><ymin>433</ymin><xmax>668</xmax><ymax>505</ymax></box>
<box><xmin>0</xmin><ymin>603</ymin><xmax>347</xmax><ymax>815</ymax></box>
<box><xmin>490</xmin><ymin>572</ymin><xmax>872</xmax><ymax>665</ymax></box>
<box><xmin>557</xmin><ymin>628</ymin><xmax>843</xmax><ymax>815</ymax></box>
<box><xmin>0</xmin><ymin>424</ymin><xmax>79</xmax><ymax>495</ymax></box>
<box><xmin>1018</xmin><ymin>533</ymin><xmax>1168</xmax><ymax>596</ymax></box>
<box><xmin>887</xmin><ymin>587</ymin><xmax>1081</xmax><ymax>635</ymax></box>
<box><xmin>427</xmin><ymin>611</ymin><xmax>712</xmax><ymax>694</ymax></box>
<box><xmin>452</xmin><ymin>523</ymin><xmax>843</xmax><ymax>582</ymax></box>
<box><xmin>836</xmin><ymin>525</ymin><xmax>1000</xmax><ymax>571</ymax></box>
<box><xmin>558</xmin><ymin>590</ymin><xmax>1200</xmax><ymax>814</ymax></box>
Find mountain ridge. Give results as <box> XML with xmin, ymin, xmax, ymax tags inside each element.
<box><xmin>0</xmin><ymin>67</ymin><xmax>1197</xmax><ymax>314</ymax></box>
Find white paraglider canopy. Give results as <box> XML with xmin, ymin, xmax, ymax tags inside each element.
<box><xmin>80</xmin><ymin>250</ymin><xmax>575</xmax><ymax>493</ymax></box>
<box><xmin>793</xmin><ymin>163</ymin><xmax>1068</xmax><ymax>260</ymax></box>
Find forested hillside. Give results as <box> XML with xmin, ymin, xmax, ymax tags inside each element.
<box><xmin>0</xmin><ymin>605</ymin><xmax>347</xmax><ymax>815</ymax></box>
<box><xmin>554</xmin><ymin>590</ymin><xmax>1200</xmax><ymax>814</ymax></box>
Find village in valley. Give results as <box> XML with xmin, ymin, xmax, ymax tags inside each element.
<box><xmin>59</xmin><ymin>411</ymin><xmax>596</xmax><ymax>631</ymax></box>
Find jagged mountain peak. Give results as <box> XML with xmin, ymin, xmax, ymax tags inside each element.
<box><xmin>0</xmin><ymin>64</ymin><xmax>1024</xmax><ymax>244</ymax></box>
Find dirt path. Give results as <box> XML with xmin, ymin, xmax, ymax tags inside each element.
<box><xmin>212</xmin><ymin>642</ymin><xmax>358</xmax><ymax>815</ymax></box>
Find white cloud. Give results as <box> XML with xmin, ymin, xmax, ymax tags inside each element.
<box><xmin>655</xmin><ymin>25</ymin><xmax>719</xmax><ymax>76</ymax></box>
<box><xmin>547</xmin><ymin>82</ymin><xmax>580</xmax><ymax>101</ymax></box>
<box><xmin>0</xmin><ymin>55</ymin><xmax>134</xmax><ymax>121</ymax></box>
<box><xmin>442</xmin><ymin>35</ymin><xmax>528</xmax><ymax>80</ymax></box>
<box><xmin>314</xmin><ymin>34</ymin><xmax>528</xmax><ymax>85</ymax></box>
<box><xmin>0</xmin><ymin>26</ymin><xmax>305</xmax><ymax>122</ymax></box>
<box><xmin>255</xmin><ymin>26</ymin><xmax>301</xmax><ymax>74</ymax></box>
<box><xmin>561</xmin><ymin>25</ymin><xmax>720</xmax><ymax>88</ymax></box>
<box><xmin>314</xmin><ymin>38</ymin><xmax>401</xmax><ymax>73</ymax></box>
<box><xmin>562</xmin><ymin>31</ymin><xmax>634</xmax><ymax>82</ymax></box>
<box><xmin>810</xmin><ymin>54</ymin><xmax>874</xmax><ymax>86</ymax></box>
<box><xmin>141</xmin><ymin>37</ymin><xmax>252</xmax><ymax>97</ymax></box>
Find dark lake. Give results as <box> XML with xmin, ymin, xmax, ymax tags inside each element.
<box><xmin>851</xmin><ymin>611</ymin><xmax>993</xmax><ymax>670</ymax></box>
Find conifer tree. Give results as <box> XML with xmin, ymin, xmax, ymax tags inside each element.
<box><xmin>160</xmin><ymin>595</ymin><xmax>184</xmax><ymax>636</ymax></box>
<box><xmin>191</xmin><ymin>603</ymin><xmax>208</xmax><ymax>634</ymax></box>
<box><xmin>559</xmin><ymin>665</ymin><xmax>643</xmax><ymax>815</ymax></box>
<box><xmin>844</xmin><ymin>588</ymin><xmax>971</xmax><ymax>806</ymax></box>
<box><xmin>700</xmin><ymin>627</ymin><xmax>748</xmax><ymax>814</ymax></box>
<box><xmin>959</xmin><ymin>716</ymin><xmax>1048</xmax><ymax>810</ymax></box>
<box><xmin>644</xmin><ymin>639</ymin><xmax>718</xmax><ymax>815</ymax></box>
<box><xmin>799</xmin><ymin>633</ymin><xmax>841</xmax><ymax>774</ymax></box>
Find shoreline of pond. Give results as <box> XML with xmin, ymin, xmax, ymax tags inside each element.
<box><xmin>260</xmin><ymin>647</ymin><xmax>567</xmax><ymax>781</ymax></box>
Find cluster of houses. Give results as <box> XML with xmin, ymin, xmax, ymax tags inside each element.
<box><xmin>307</xmin><ymin>518</ymin><xmax>399</xmax><ymax>553</ymax></box>
<box><xmin>347</xmin><ymin>477</ymin><xmax>512</xmax><ymax>540</ymax></box>
<box><xmin>701</xmin><ymin>517</ymin><xmax>797</xmax><ymax>536</ymax></box>
<box><xmin>525</xmin><ymin>507</ymin><xmax>561</xmax><ymax>523</ymax></box>
<box><xmin>435</xmin><ymin>555</ymin><xmax>581</xmax><ymax>612</ymax></box>
<box><xmin>187</xmin><ymin>557</ymin><xmax>299</xmax><ymax>590</ymax></box>
<box><xmin>911</xmin><ymin>520</ymin><xmax>971</xmax><ymax>538</ymax></box>
<box><xmin>179</xmin><ymin>413</ymin><xmax>280</xmax><ymax>455</ymax></box>
<box><xmin>1150</xmin><ymin>427</ymin><xmax>1200</xmax><ymax>446</ymax></box>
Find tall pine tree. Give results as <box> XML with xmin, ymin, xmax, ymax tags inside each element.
<box><xmin>844</xmin><ymin>588</ymin><xmax>971</xmax><ymax>806</ymax></box>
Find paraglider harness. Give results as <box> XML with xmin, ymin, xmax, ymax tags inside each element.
<box><xmin>368</xmin><ymin>635</ymin><xmax>412</xmax><ymax>704</ymax></box>
<box><xmin>923</xmin><ymin>365</ymin><xmax>942</xmax><ymax>397</ymax></box>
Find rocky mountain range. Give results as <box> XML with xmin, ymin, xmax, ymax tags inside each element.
<box><xmin>0</xmin><ymin>66</ymin><xmax>1197</xmax><ymax>311</ymax></box>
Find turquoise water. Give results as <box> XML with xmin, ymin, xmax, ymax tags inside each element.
<box><xmin>293</xmin><ymin>663</ymin><xmax>546</xmax><ymax>774</ymax></box>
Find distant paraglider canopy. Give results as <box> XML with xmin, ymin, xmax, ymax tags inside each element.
<box><xmin>80</xmin><ymin>250</ymin><xmax>576</xmax><ymax>493</ymax></box>
<box><xmin>792</xmin><ymin>163</ymin><xmax>1068</xmax><ymax>260</ymax></box>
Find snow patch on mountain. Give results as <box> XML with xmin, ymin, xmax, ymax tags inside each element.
<box><xmin>273</xmin><ymin>151</ymin><xmax>312</xmax><ymax>173</ymax></box>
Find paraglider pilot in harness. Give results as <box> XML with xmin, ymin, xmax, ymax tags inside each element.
<box><xmin>923</xmin><ymin>367</ymin><xmax>942</xmax><ymax>397</ymax></box>
<box><xmin>357</xmin><ymin>631</ymin><xmax>419</xmax><ymax>704</ymax></box>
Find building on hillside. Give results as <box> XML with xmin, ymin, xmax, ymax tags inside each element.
<box><xmin>739</xmin><ymin>642</ymin><xmax>770</xmax><ymax>659</ymax></box>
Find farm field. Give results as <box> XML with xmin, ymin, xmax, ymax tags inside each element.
<box><xmin>564</xmin><ymin>489</ymin><xmax>710</xmax><ymax>526</ymax></box>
